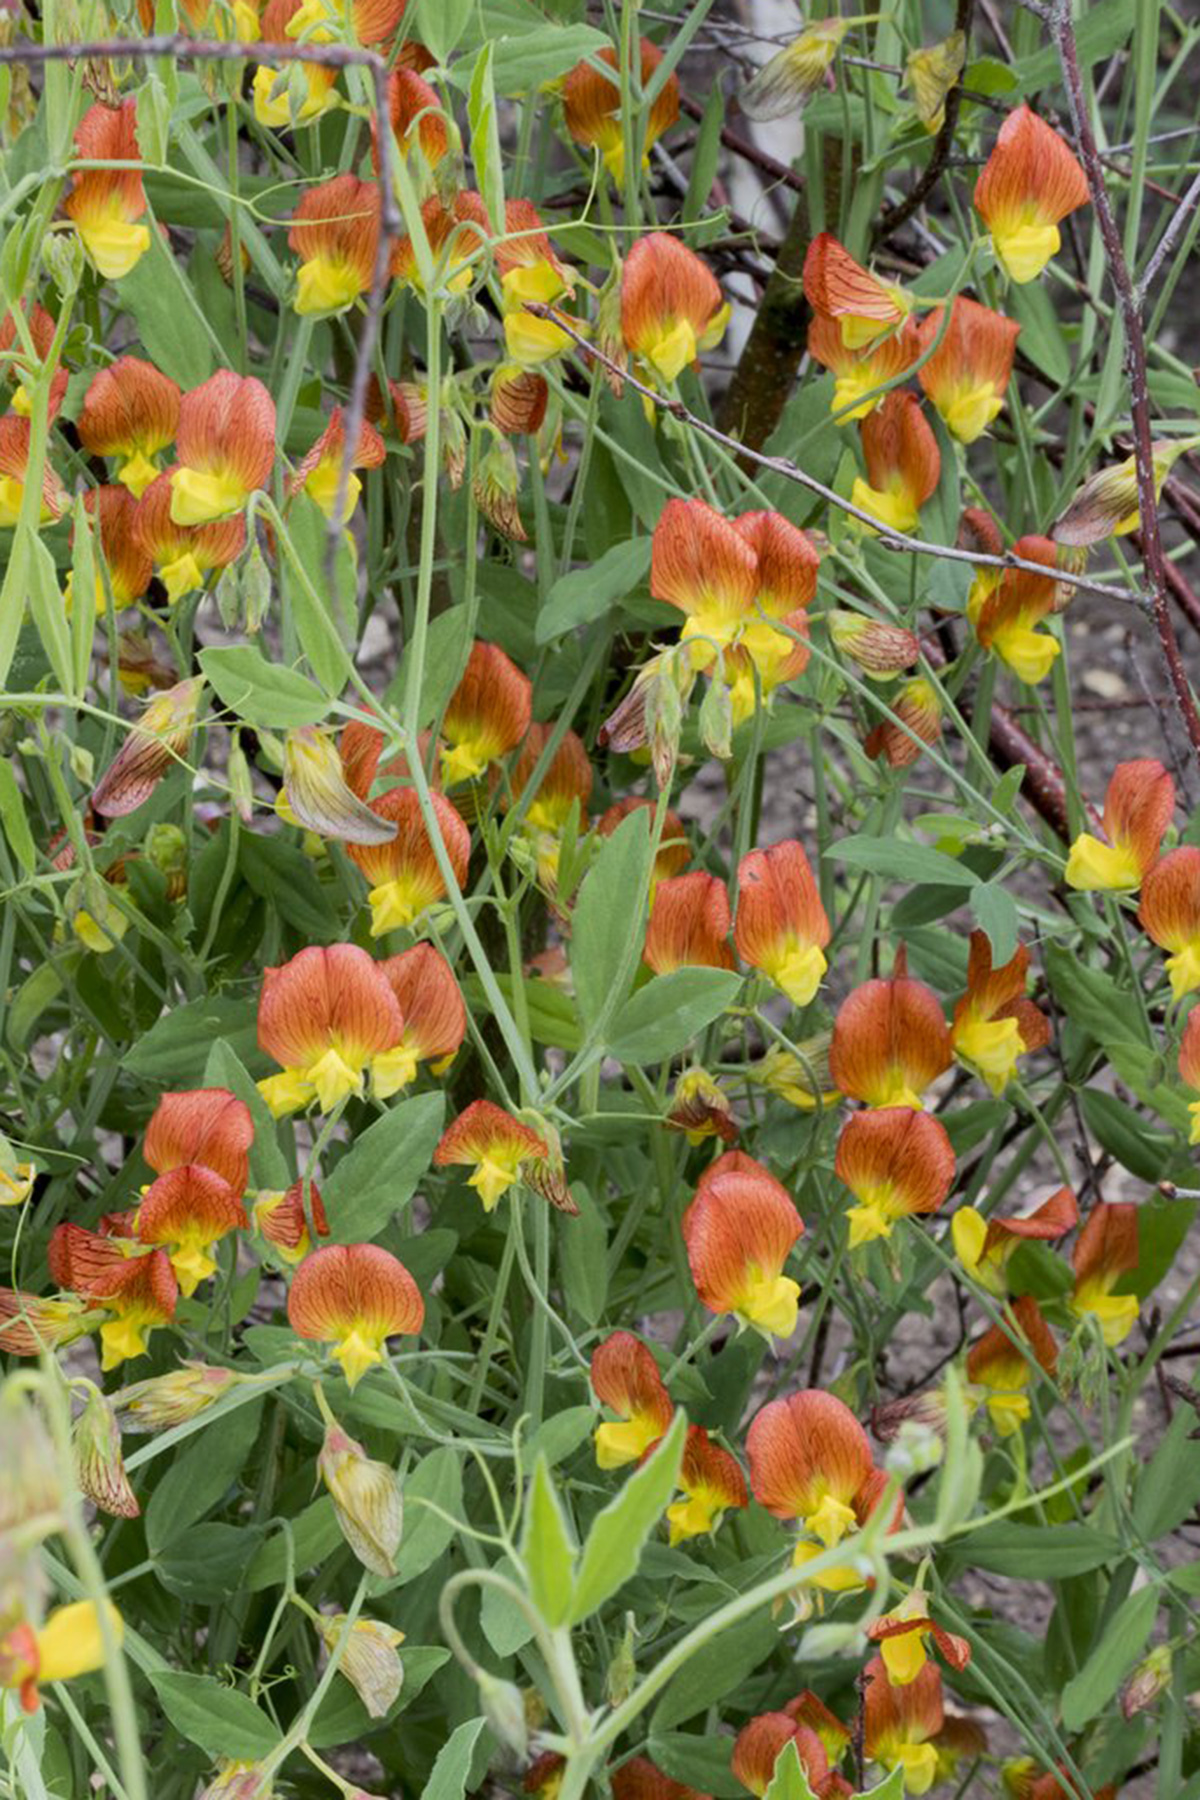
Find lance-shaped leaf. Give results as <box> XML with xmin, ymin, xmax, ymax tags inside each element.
<box><xmin>567</xmin><ymin>1408</ymin><xmax>686</xmax><ymax>1624</ymax></box>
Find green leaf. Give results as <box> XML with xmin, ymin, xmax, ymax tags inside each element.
<box><xmin>26</xmin><ymin>532</ymin><xmax>73</xmax><ymax>697</ymax></box>
<box><xmin>198</xmin><ymin>644</ymin><xmax>329</xmax><ymax>729</ymax></box>
<box><xmin>650</xmin><ymin>1613</ymin><xmax>780</xmax><ymax>1732</ymax></box>
<box><xmin>1060</xmin><ymin>1585</ymin><xmax>1159</xmax><ymax>1730</ymax></box>
<box><xmin>388</xmin><ymin>606</ymin><xmax>473</xmax><ymax>728</ymax></box>
<box><xmin>420</xmin><ymin>1717</ymin><xmax>487</xmax><ymax>1800</ymax></box>
<box><xmin>323</xmin><ymin>1091</ymin><xmax>445</xmax><ymax>1242</ymax></box>
<box><xmin>1043</xmin><ymin>944</ymin><xmax>1151</xmax><ymax>1049</ymax></box>
<box><xmin>567</xmin><ymin>1409</ymin><xmax>686</xmax><ymax>1624</ymax></box>
<box><xmin>969</xmin><ymin>881</ymin><xmax>1018</xmax><ymax>965</ymax></box>
<box><xmin>149</xmin><ymin>1672</ymin><xmax>280</xmax><ymax>1761</ymax></box>
<box><xmin>762</xmin><ymin>1740</ymin><xmax>821</xmax><ymax>1800</ymax></box>
<box><xmin>834</xmin><ymin>834</ymin><xmax>979</xmax><ymax>889</ymax></box>
<box><xmin>0</xmin><ymin>759</ymin><xmax>35</xmax><ymax>875</ymax></box>
<box><xmin>607</xmin><ymin>968</ymin><xmax>743</xmax><ymax>1064</ymax></box>
<box><xmin>1006</xmin><ymin>280</ymin><xmax>1071</xmax><ymax>386</ymax></box>
<box><xmin>488</xmin><ymin>22</ymin><xmax>610</xmax><ymax>94</ymax></box>
<box><xmin>245</xmin><ymin>1497</ymin><xmax>341</xmax><ymax>1590</ymax></box>
<box><xmin>387</xmin><ymin>1446</ymin><xmax>464</xmax><ymax>1587</ymax></box>
<box><xmin>124</xmin><ymin>994</ymin><xmax>261</xmax><ymax>1086</ymax></box>
<box><xmin>521</xmin><ymin>1455</ymin><xmax>578</xmax><ymax>1627</ymax></box>
<box><xmin>571</xmin><ymin>806</ymin><xmax>653</xmax><ymax>1028</ymax></box>
<box><xmin>942</xmin><ymin>1523</ymin><xmax>1121</xmax><ymax>1578</ymax></box>
<box><xmin>70</xmin><ymin>493</ymin><xmax>97</xmax><ymax>696</ymax></box>
<box><xmin>1134</xmin><ymin>1406</ymin><xmax>1200</xmax><ymax>1540</ymax></box>
<box><xmin>415</xmin><ymin>0</ymin><xmax>473</xmax><ymax>63</ymax></box>
<box><xmin>468</xmin><ymin>42</ymin><xmax>505</xmax><ymax>245</ymax></box>
<box><xmin>853</xmin><ymin>1773</ymin><xmax>906</xmax><ymax>1800</ymax></box>
<box><xmin>277</xmin><ymin>495</ymin><xmax>354</xmax><ymax>695</ymax></box>
<box><xmin>155</xmin><ymin>1521</ymin><xmax>265</xmax><ymax>1602</ymax></box>
<box><xmin>146</xmin><ymin>1396</ymin><xmax>263</xmax><ymax>1553</ymax></box>
<box><xmin>536</xmin><ymin>539</ymin><xmax>650</xmax><ymax>643</ymax></box>
<box><xmin>521</xmin><ymin>1406</ymin><xmax>595</xmax><ymax>1471</ymax></box>
<box><xmin>647</xmin><ymin>1734</ymin><xmax>740</xmax><ymax>1799</ymax></box>
<box><xmin>1078</xmin><ymin>1088</ymin><xmax>1173</xmax><ymax>1182</ymax></box>
<box><xmin>1013</xmin><ymin>0</ymin><xmax>1132</xmax><ymax>94</ymax></box>
<box><xmin>559</xmin><ymin>1182</ymin><xmax>608</xmax><ymax>1324</ymax></box>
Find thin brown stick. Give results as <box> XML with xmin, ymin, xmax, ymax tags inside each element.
<box><xmin>1050</xmin><ymin>1</ymin><xmax>1200</xmax><ymax>763</ymax></box>
<box><xmin>0</xmin><ymin>32</ymin><xmax>399</xmax><ymax>584</ymax></box>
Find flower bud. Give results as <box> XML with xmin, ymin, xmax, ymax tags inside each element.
<box><xmin>318</xmin><ymin>1423</ymin><xmax>403</xmax><ymax>1578</ymax></box>
<box><xmin>73</xmin><ymin>1380</ymin><xmax>139</xmax><ymax>1519</ymax></box>
<box><xmin>228</xmin><ymin>732</ymin><xmax>256</xmax><ymax>825</ymax></box>
<box><xmin>828</xmin><ymin>608</ymin><xmax>920</xmax><ymax>679</ymax></box>
<box><xmin>0</xmin><ymin>1389</ymin><xmax>60</xmax><ymax>1535</ymax></box>
<box><xmin>698</xmin><ymin>669</ymin><xmax>733</xmax><ymax>761</ymax></box>
<box><xmin>606</xmin><ymin>1615</ymin><xmax>637</xmax><ymax>1707</ymax></box>
<box><xmin>115</xmin><ymin>1360</ymin><xmax>241</xmax><ymax>1432</ymax></box>
<box><xmin>1121</xmin><ymin>1642</ymin><xmax>1171</xmax><ymax>1718</ymax></box>
<box><xmin>478</xmin><ymin>1670</ymin><xmax>529</xmax><ymax>1757</ymax></box>
<box><xmin>319</xmin><ymin>1614</ymin><xmax>405</xmax><ymax>1719</ymax></box>
<box><xmin>0</xmin><ymin>1156</ymin><xmax>36</xmax><ymax>1207</ymax></box>
<box><xmin>473</xmin><ymin>435</ymin><xmax>526</xmax><ymax>542</ymax></box>
<box><xmin>198</xmin><ymin>1763</ymin><xmax>274</xmax><ymax>1800</ymax></box>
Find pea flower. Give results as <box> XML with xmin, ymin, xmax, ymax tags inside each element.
<box><xmin>256</xmin><ymin>944</ymin><xmax>406</xmax><ymax>1116</ymax></box>
<box><xmin>0</xmin><ymin>415</ymin><xmax>67</xmax><ymax>527</ymax></box>
<box><xmin>1064</xmin><ymin>758</ymin><xmax>1174</xmax><ymax>892</ymax></box>
<box><xmin>169</xmin><ymin>371</ymin><xmax>276</xmax><ymax>526</ymax></box>
<box><xmin>965</xmin><ymin>1294</ymin><xmax>1057</xmax><ymax>1435</ymax></box>
<box><xmin>834</xmin><ymin>1107</ymin><xmax>955</xmax><ymax>1248</ymax></box>
<box><xmin>252</xmin><ymin>0</ymin><xmax>338</xmax><ymax>126</ymax></box>
<box><xmin>785</xmin><ymin>1692</ymin><xmax>852</xmax><ymax>1767</ymax></box>
<box><xmin>747</xmin><ymin>1389</ymin><xmax>881</xmax><ymax>1550</ymax></box>
<box><xmin>433</xmin><ymin>1099</ymin><xmax>550</xmax><ymax>1211</ymax></box>
<box><xmin>739</xmin><ymin>19</ymin><xmax>849</xmax><ymax>122</ymax></box>
<box><xmin>372</xmin><ymin>66</ymin><xmax>449</xmax><ymax>176</ymax></box>
<box><xmin>47</xmin><ymin>1224</ymin><xmax>178</xmax><ymax>1370</ymax></box>
<box><xmin>64</xmin><ymin>101</ymin><xmax>150</xmax><ymax>280</ymax></box>
<box><xmin>1177</xmin><ymin>1006</ymin><xmax>1200</xmax><ymax>1145</ymax></box>
<box><xmin>828</xmin><ymin>609</ymin><xmax>920</xmax><ymax>678</ymax></box>
<box><xmin>507</xmin><ymin>722</ymin><xmax>594</xmax><ymax>835</ymax></box>
<box><xmin>667</xmin><ymin>1067</ymin><xmax>738</xmax><ymax>1144</ymax></box>
<box><xmin>318</xmin><ymin>1614</ymin><xmax>405</xmax><ymax>1718</ymax></box>
<box><xmin>951</xmin><ymin>1186</ymin><xmax>1078</xmax><ymax>1297</ymax></box>
<box><xmin>495</xmin><ymin>200</ymin><xmax>577</xmax><ymax>366</ymax></box>
<box><xmin>0</xmin><ymin>1602</ymin><xmax>123</xmax><ymax>1713</ymax></box>
<box><xmin>289</xmin><ymin>175</ymin><xmax>381</xmax><ymax>317</ymax></box>
<box><xmin>562</xmin><ymin>37</ymin><xmax>680</xmax><ymax>184</ymax></box>
<box><xmin>974</xmin><ymin>104</ymin><xmax>1089</xmax><ymax>285</ymax></box>
<box><xmin>610</xmin><ymin>1759</ymin><xmax>707</xmax><ymax>1800</ymax></box>
<box><xmin>862</xmin><ymin>1656</ymin><xmax>944</xmax><ymax>1795</ymax></box>
<box><xmin>133</xmin><ymin>468</ymin><xmax>246</xmax><ymax>603</ymax></box>
<box><xmin>91</xmin><ymin>677</ymin><xmax>205</xmax><ymax>819</ymax></box>
<box><xmin>0</xmin><ymin>1288</ymin><xmax>92</xmax><ymax>1358</ymax></box>
<box><xmin>393</xmin><ymin>192</ymin><xmax>491</xmax><ymax>296</ymax></box>
<box><xmin>802</xmin><ymin>232</ymin><xmax>912</xmax><ymax>349</ymax></box>
<box><xmin>78</xmin><ymin>356</ymin><xmax>181</xmax><ymax>497</ymax></box>
<box><xmin>1069</xmin><ymin>1201</ymin><xmax>1139</xmax><ymax>1347</ymax></box>
<box><xmin>135</xmin><ymin>1165</ymin><xmax>246</xmax><ymax>1297</ymax></box>
<box><xmin>590</xmin><ymin>1330</ymin><xmax>673</xmax><ymax>1468</ymax></box>
<box><xmin>115</xmin><ymin>1361</ymin><xmax>243</xmax><ymax>1431</ymax></box>
<box><xmin>67</xmin><ymin>486</ymin><xmax>153</xmax><ymax>616</ymax></box>
<box><xmin>915</xmin><ymin>297</ymin><xmax>1021</xmax><ymax>445</ymax></box>
<box><xmin>807</xmin><ymin>314</ymin><xmax>921</xmax><ymax>422</ymax></box>
<box><xmin>317</xmin><ymin>1419</ymin><xmax>403</xmax><ymax>1577</ymax></box>
<box><xmin>731</xmin><ymin>1714</ymin><xmax>841</xmax><ymax>1799</ymax></box>
<box><xmin>254</xmin><ymin>1176</ymin><xmax>329</xmax><ymax>1263</ymax></box>
<box><xmin>829</xmin><ymin>954</ymin><xmax>952</xmax><ymax>1109</ymax></box>
<box><xmin>973</xmin><ymin>535</ymin><xmax>1063</xmax><ymax>686</ymax></box>
<box><xmin>905</xmin><ymin>31</ymin><xmax>966</xmax><ymax>133</ymax></box>
<box><xmin>864</xmin><ymin>676</ymin><xmax>944</xmax><ymax>768</ymax></box>
<box><xmin>620</xmin><ymin>234</ymin><xmax>729</xmax><ymax>386</ymax></box>
<box><xmin>735</xmin><ymin>839</ymin><xmax>830</xmax><ymax>1008</ymax></box>
<box><xmin>73</xmin><ymin>1380</ymin><xmax>140</xmax><ymax>1519</ymax></box>
<box><xmin>1139</xmin><ymin>846</ymin><xmax>1200</xmax><ymax>999</ymax></box>
<box><xmin>289</xmin><ymin>1243</ymin><xmax>424</xmax><ymax>1388</ymax></box>
<box><xmin>644</xmin><ymin>870</ymin><xmax>735</xmax><ymax>974</ymax></box>
<box><xmin>0</xmin><ymin>302</ymin><xmax>66</xmax><ymax>419</ymax></box>
<box><xmin>851</xmin><ymin>391</ymin><xmax>940</xmax><ymax>534</ymax></box>
<box><xmin>683</xmin><ymin>1161</ymin><xmax>803</xmax><ymax>1340</ymax></box>
<box><xmin>950</xmin><ymin>931</ymin><xmax>1050</xmax><ymax>1094</ymax></box>
<box><xmin>440</xmin><ymin>639</ymin><xmax>533</xmax><ymax>784</ymax></box>
<box><xmin>866</xmin><ymin>1593</ymin><xmax>971</xmax><ymax>1686</ymax></box>
<box><xmin>1053</xmin><ymin>440</ymin><xmax>1193</xmax><ymax>546</ymax></box>
<box><xmin>289</xmin><ymin>407</ymin><xmax>386</xmax><ymax>523</ymax></box>
<box><xmin>662</xmin><ymin>1425</ymin><xmax>748</xmax><ymax>1545</ymax></box>
<box><xmin>929</xmin><ymin>1716</ymin><xmax>988</xmax><ymax>1788</ymax></box>
<box><xmin>344</xmin><ymin>786</ymin><xmax>470</xmax><ymax>938</ymax></box>
<box><xmin>375</xmin><ymin>944</ymin><xmax>467</xmax><ymax>1091</ymax></box>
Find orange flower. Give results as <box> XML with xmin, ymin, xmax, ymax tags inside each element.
<box><xmin>433</xmin><ymin>1099</ymin><xmax>549</xmax><ymax>1210</ymax></box>
<box><xmin>930</xmin><ymin>1716</ymin><xmax>988</xmax><ymax>1787</ymax></box>
<box><xmin>252</xmin><ymin>0</ymin><xmax>338</xmax><ymax>125</ymax></box>
<box><xmin>785</xmin><ymin>1692</ymin><xmax>852</xmax><ymax>1766</ymax></box>
<box><xmin>834</xmin><ymin>1107</ymin><xmax>955</xmax><ymax>1248</ymax></box>
<box><xmin>372</xmin><ymin>67</ymin><xmax>449</xmax><ymax>175</ymax></box>
<box><xmin>950</xmin><ymin>931</ymin><xmax>1050</xmax><ymax>1094</ymax></box>
<box><xmin>732</xmin><ymin>1715</ymin><xmax>837</xmax><ymax>1800</ymax></box>
<box><xmin>169</xmin><ymin>372</ymin><xmax>276</xmax><ymax>526</ymax></box>
<box><xmin>508</xmin><ymin>723</ymin><xmax>594</xmax><ymax>833</ymax></box>
<box><xmin>973</xmin><ymin>535</ymin><xmax>1063</xmax><ymax>686</ymax></box>
<box><xmin>289</xmin><ymin>175</ymin><xmax>381</xmax><ymax>317</ymax></box>
<box><xmin>731</xmin><ymin>508</ymin><xmax>820</xmax><ymax>684</ymax></box>
<box><xmin>133</xmin><ymin>469</ymin><xmax>246</xmax><ymax>603</ymax></box>
<box><xmin>375</xmin><ymin>943</ymin><xmax>466</xmax><ymax>1090</ymax></box>
<box><xmin>1064</xmin><ymin>759</ymin><xmax>1174</xmax><ymax>892</ymax></box>
<box><xmin>135</xmin><ymin>1165</ymin><xmax>247</xmax><ymax>1297</ymax></box>
<box><xmin>282</xmin><ymin>0</ymin><xmax>404</xmax><ymax>48</ymax></box>
<box><xmin>644</xmin><ymin>870</ymin><xmax>735</xmax><ymax>974</ymax></box>
<box><xmin>0</xmin><ymin>415</ymin><xmax>67</xmax><ymax>527</ymax></box>
<box><xmin>952</xmin><ymin>1185</ymin><xmax>1078</xmax><ymax>1297</ymax></box>
<box><xmin>1140</xmin><ymin>847</ymin><xmax>1200</xmax><ymax>1000</ymax></box>
<box><xmin>491</xmin><ymin>366</ymin><xmax>550</xmax><ymax>437</ymax></box>
<box><xmin>1069</xmin><ymin>1201</ymin><xmax>1139</xmax><ymax>1346</ymax></box>
<box><xmin>70</xmin><ymin>486</ymin><xmax>153</xmax><ymax>614</ymax></box>
<box><xmin>746</xmin><ymin>1388</ymin><xmax>891</xmax><ymax>1561</ymax></box>
<box><xmin>590</xmin><ymin>1330</ymin><xmax>673</xmax><ymax>1468</ymax></box>
<box><xmin>1004</xmin><ymin>1763</ymin><xmax>1115</xmax><ymax>1800</ymax></box>
<box><xmin>344</xmin><ymin>784</ymin><xmax>470</xmax><ymax>938</ymax></box>
<box><xmin>610</xmin><ymin>1759</ymin><xmax>708</xmax><ymax>1800</ymax></box>
<box><xmin>599</xmin><ymin>798</ymin><xmax>691</xmax><ymax>883</ymax></box>
<box><xmin>974</xmin><ymin>104</ymin><xmax>1088</xmax><ymax>285</ymax></box>
<box><xmin>667</xmin><ymin>1067</ymin><xmax>738</xmax><ymax>1144</ymax></box>
<box><xmin>866</xmin><ymin>1593</ymin><xmax>971</xmax><ymax>1687</ymax></box>
<box><xmin>863</xmin><ymin>676</ymin><xmax>943</xmax><ymax>768</ymax></box>
<box><xmin>64</xmin><ymin>101</ymin><xmax>151</xmax><ymax>280</ymax></box>
<box><xmin>0</xmin><ymin>1289</ymin><xmax>91</xmax><ymax>1358</ymax></box>
<box><xmin>77</xmin><ymin>356</ymin><xmax>181</xmax><ymax>497</ymax></box>
<box><xmin>735</xmin><ymin>840</ymin><xmax>830</xmax><ymax>1007</ymax></box>
<box><xmin>965</xmin><ymin>1294</ymin><xmax>1057</xmax><ymax>1435</ymax></box>
<box><xmin>496</xmin><ymin>199</ymin><xmax>576</xmax><ymax>366</ymax></box>
<box><xmin>862</xmin><ymin>1656</ymin><xmax>944</xmax><ymax>1796</ymax></box>
<box><xmin>662</xmin><ymin>1425</ymin><xmax>747</xmax><ymax>1544</ymax></box>
<box><xmin>829</xmin><ymin>956</ymin><xmax>952</xmax><ymax>1109</ymax></box>
<box><xmin>392</xmin><ymin>192</ymin><xmax>491</xmax><ymax>295</ymax></box>
<box><xmin>562</xmin><ymin>37</ymin><xmax>680</xmax><ymax>185</ymax></box>
<box><xmin>620</xmin><ymin>235</ymin><xmax>729</xmax><ymax>385</ymax></box>
<box><xmin>289</xmin><ymin>406</ymin><xmax>386</xmax><ymax>523</ymax></box>
<box><xmin>802</xmin><ymin>233</ymin><xmax>912</xmax><ymax>349</ymax></box>
<box><xmin>91</xmin><ymin>677</ymin><xmax>205</xmax><ymax>819</ymax></box>
<box><xmin>288</xmin><ymin>1242</ymin><xmax>424</xmax><ymax>1387</ymax></box>
<box><xmin>0</xmin><ymin>302</ymin><xmax>66</xmax><ymax>420</ymax></box>
<box><xmin>144</xmin><ymin>1086</ymin><xmax>253</xmax><ymax>1193</ymax></box>
<box><xmin>256</xmin><ymin>944</ymin><xmax>405</xmax><ymax>1116</ymax></box>
<box><xmin>915</xmin><ymin>297</ymin><xmax>1020</xmax><ymax>444</ymax></box>
<box><xmin>683</xmin><ymin>1162</ymin><xmax>803</xmax><ymax>1339</ymax></box>
<box><xmin>48</xmin><ymin>1225</ymin><xmax>178</xmax><ymax>1370</ymax></box>
<box><xmin>650</xmin><ymin>498</ymin><xmax>758</xmax><ymax>666</ymax></box>
<box><xmin>1179</xmin><ymin>1006</ymin><xmax>1200</xmax><ymax>1146</ymax></box>
<box><xmin>440</xmin><ymin>640</ymin><xmax>533</xmax><ymax>784</ymax></box>
<box><xmin>807</xmin><ymin>313</ymin><xmax>921</xmax><ymax>422</ymax></box>
<box><xmin>253</xmin><ymin>1176</ymin><xmax>330</xmax><ymax>1263</ymax></box>
<box><xmin>851</xmin><ymin>392</ymin><xmax>940</xmax><ymax>534</ymax></box>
